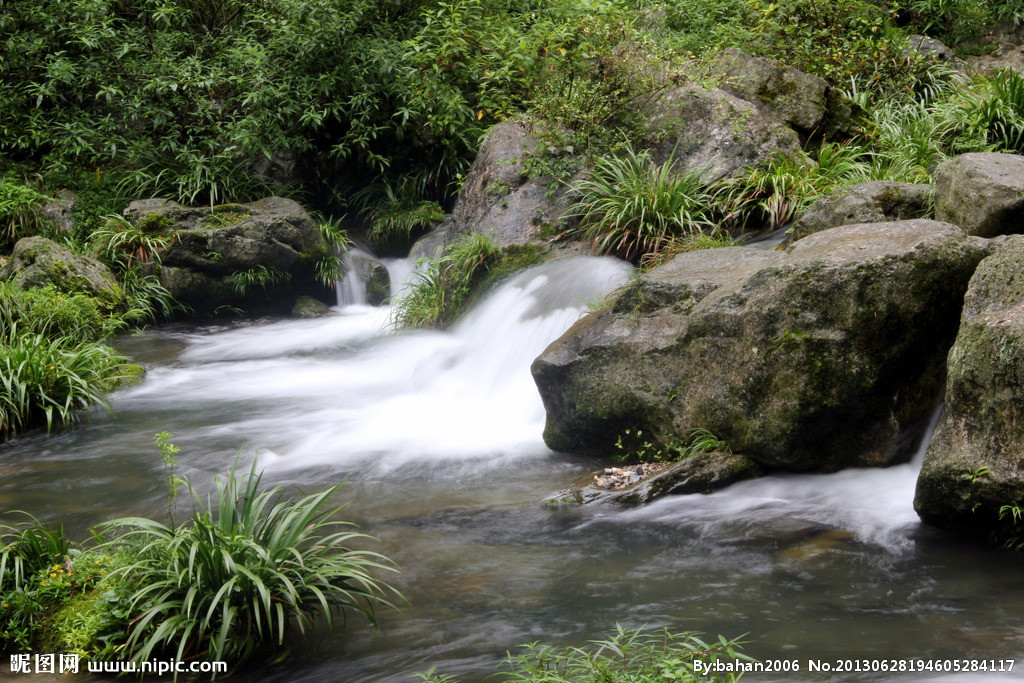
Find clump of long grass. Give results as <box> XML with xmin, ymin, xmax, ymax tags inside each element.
<box><xmin>572</xmin><ymin>145</ymin><xmax>720</xmax><ymax>262</ymax></box>
<box><xmin>103</xmin><ymin>461</ymin><xmax>399</xmax><ymax>665</ymax></box>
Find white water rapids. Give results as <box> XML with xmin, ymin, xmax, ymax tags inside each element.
<box><xmin>1</xmin><ymin>254</ymin><xmax>1023</xmax><ymax>682</ymax></box>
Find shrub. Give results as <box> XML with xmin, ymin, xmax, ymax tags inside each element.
<box><xmin>572</xmin><ymin>145</ymin><xmax>720</xmax><ymax>263</ymax></box>
<box><xmin>0</xmin><ymin>177</ymin><xmax>49</xmax><ymax>250</ymax></box>
<box><xmin>103</xmin><ymin>462</ymin><xmax>398</xmax><ymax>665</ymax></box>
<box><xmin>721</xmin><ymin>142</ymin><xmax>875</xmax><ymax>232</ymax></box>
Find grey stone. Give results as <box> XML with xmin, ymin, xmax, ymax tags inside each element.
<box><xmin>789</xmin><ymin>181</ymin><xmax>933</xmax><ymax>242</ymax></box>
<box><xmin>935</xmin><ymin>152</ymin><xmax>1024</xmax><ymax>237</ymax></box>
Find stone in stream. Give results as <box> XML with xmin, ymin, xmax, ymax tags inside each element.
<box><xmin>915</xmin><ymin>235</ymin><xmax>1024</xmax><ymax>544</ymax></box>
<box><xmin>532</xmin><ymin>220</ymin><xmax>989</xmax><ymax>479</ymax></box>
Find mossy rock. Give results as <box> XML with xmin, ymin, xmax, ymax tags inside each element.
<box><xmin>1</xmin><ymin>237</ymin><xmax>125</xmax><ymax>307</ymax></box>
<box><xmin>533</xmin><ymin>220</ymin><xmax>988</xmax><ymax>473</ymax></box>
<box><xmin>915</xmin><ymin>235</ymin><xmax>1024</xmax><ymax>544</ymax></box>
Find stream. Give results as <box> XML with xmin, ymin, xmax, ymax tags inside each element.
<box><xmin>1</xmin><ymin>255</ymin><xmax>1023</xmax><ymax>682</ymax></box>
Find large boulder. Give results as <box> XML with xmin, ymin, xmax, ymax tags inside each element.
<box><xmin>642</xmin><ymin>84</ymin><xmax>801</xmax><ymax>180</ymax></box>
<box><xmin>532</xmin><ymin>220</ymin><xmax>988</xmax><ymax>473</ymax></box>
<box><xmin>934</xmin><ymin>153</ymin><xmax>1024</xmax><ymax>237</ymax></box>
<box><xmin>1</xmin><ymin>236</ymin><xmax>124</xmax><ymax>306</ymax></box>
<box><xmin>710</xmin><ymin>48</ymin><xmax>856</xmax><ymax>139</ymax></box>
<box><xmin>915</xmin><ymin>236</ymin><xmax>1024</xmax><ymax>543</ymax></box>
<box><xmin>788</xmin><ymin>181</ymin><xmax>933</xmax><ymax>242</ymax></box>
<box><xmin>448</xmin><ymin>119</ymin><xmax>580</xmax><ymax>247</ymax></box>
<box><xmin>124</xmin><ymin>197</ymin><xmax>330</xmax><ymax>311</ymax></box>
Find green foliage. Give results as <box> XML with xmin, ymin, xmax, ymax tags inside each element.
<box><xmin>722</xmin><ymin>142</ymin><xmax>876</xmax><ymax>233</ymax></box>
<box><xmin>999</xmin><ymin>502</ymin><xmax>1024</xmax><ymax>551</ymax></box>
<box><xmin>0</xmin><ymin>512</ymin><xmax>72</xmax><ymax>593</ymax></box>
<box><xmin>154</xmin><ymin>432</ymin><xmax>185</xmax><ymax>529</ymax></box>
<box><xmin>393</xmin><ymin>232</ymin><xmax>497</xmax><ymax>329</ymax></box>
<box><xmin>0</xmin><ymin>329</ymin><xmax>126</xmax><ymax>440</ymax></box>
<box><xmin>895</xmin><ymin>0</ymin><xmax>992</xmax><ymax>43</ymax></box>
<box><xmin>312</xmin><ymin>214</ymin><xmax>354</xmax><ymax>286</ymax></box>
<box><xmin>103</xmin><ymin>461</ymin><xmax>399</xmax><ymax>666</ymax></box>
<box><xmin>0</xmin><ymin>282</ymin><xmax>118</xmax><ymax>344</ymax></box>
<box><xmin>614</xmin><ymin>427</ymin><xmax>731</xmax><ymax>464</ymax></box>
<box><xmin>118</xmin><ymin>265</ymin><xmax>186</xmax><ymax>325</ymax></box>
<box><xmin>225</xmin><ymin>265</ymin><xmax>291</xmax><ymax>296</ymax></box>
<box><xmin>680</xmin><ymin>428</ymin><xmax>732</xmax><ymax>458</ymax></box>
<box><xmin>91</xmin><ymin>214</ymin><xmax>173</xmax><ymax>267</ymax></box>
<box><xmin>418</xmin><ymin>625</ymin><xmax>751</xmax><ymax>682</ymax></box>
<box><xmin>0</xmin><ymin>176</ymin><xmax>49</xmax><ymax>250</ymax></box>
<box><xmin>573</xmin><ymin>145</ymin><xmax>720</xmax><ymax>263</ymax></box>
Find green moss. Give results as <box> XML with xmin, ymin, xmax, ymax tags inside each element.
<box><xmin>137</xmin><ymin>212</ymin><xmax>174</xmax><ymax>235</ymax></box>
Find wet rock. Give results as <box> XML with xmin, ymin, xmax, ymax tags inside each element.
<box><xmin>292</xmin><ymin>295</ymin><xmax>332</xmax><ymax>318</ymax></box>
<box><xmin>788</xmin><ymin>181</ymin><xmax>933</xmax><ymax>242</ymax></box>
<box><xmin>934</xmin><ymin>152</ymin><xmax>1024</xmax><ymax>238</ymax></box>
<box><xmin>532</xmin><ymin>220</ymin><xmax>988</xmax><ymax>473</ymax></box>
<box><xmin>1</xmin><ymin>236</ymin><xmax>124</xmax><ymax>306</ymax></box>
<box><xmin>642</xmin><ymin>84</ymin><xmax>801</xmax><ymax>181</ymax></box>
<box><xmin>125</xmin><ymin>197</ymin><xmax>330</xmax><ymax>312</ymax></box>
<box><xmin>915</xmin><ymin>236</ymin><xmax>1024</xmax><ymax>544</ymax></box>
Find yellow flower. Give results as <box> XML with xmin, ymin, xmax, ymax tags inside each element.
<box><xmin>50</xmin><ymin>573</ymin><xmax>57</xmax><ymax>578</ymax></box>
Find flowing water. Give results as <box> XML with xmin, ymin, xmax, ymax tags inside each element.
<box><xmin>2</xmin><ymin>256</ymin><xmax>1024</xmax><ymax>682</ymax></box>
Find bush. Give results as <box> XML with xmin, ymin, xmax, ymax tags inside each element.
<box><xmin>0</xmin><ymin>177</ymin><xmax>48</xmax><ymax>250</ymax></box>
<box><xmin>572</xmin><ymin>145</ymin><xmax>721</xmax><ymax>263</ymax></box>
<box><xmin>100</xmin><ymin>461</ymin><xmax>398</xmax><ymax>665</ymax></box>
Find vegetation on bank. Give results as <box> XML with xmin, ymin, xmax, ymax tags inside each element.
<box><xmin>0</xmin><ymin>454</ymin><xmax>398</xmax><ymax>668</ymax></box>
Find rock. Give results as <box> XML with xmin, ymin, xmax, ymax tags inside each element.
<box><xmin>550</xmin><ymin>452</ymin><xmax>761</xmax><ymax>506</ymax></box>
<box><xmin>963</xmin><ymin>22</ymin><xmax>1024</xmax><ymax>77</ymax></box>
<box><xmin>904</xmin><ymin>35</ymin><xmax>957</xmax><ymax>63</ymax></box>
<box><xmin>105</xmin><ymin>363</ymin><xmax>147</xmax><ymax>390</ymax></box>
<box><xmin>1</xmin><ymin>237</ymin><xmax>124</xmax><ymax>306</ymax></box>
<box><xmin>292</xmin><ymin>295</ymin><xmax>332</xmax><ymax>318</ymax></box>
<box><xmin>914</xmin><ymin>236</ymin><xmax>1024</xmax><ymax>544</ymax></box>
<box><xmin>125</xmin><ymin>197</ymin><xmax>330</xmax><ymax>311</ymax></box>
<box><xmin>642</xmin><ymin>84</ymin><xmax>801</xmax><ymax>180</ymax></box>
<box><xmin>532</xmin><ymin>220</ymin><xmax>988</xmax><ymax>473</ymax></box>
<box><xmin>788</xmin><ymin>181</ymin><xmax>933</xmax><ymax>242</ymax></box>
<box><xmin>448</xmin><ymin>119</ymin><xmax>579</xmax><ymax>247</ymax></box>
<box><xmin>39</xmin><ymin>190</ymin><xmax>76</xmax><ymax>235</ymax></box>
<box><xmin>710</xmin><ymin>48</ymin><xmax>856</xmax><ymax>139</ymax></box>
<box><xmin>934</xmin><ymin>153</ymin><xmax>1024</xmax><ymax>238</ymax></box>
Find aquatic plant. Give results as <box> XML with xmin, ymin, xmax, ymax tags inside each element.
<box><xmin>104</xmin><ymin>461</ymin><xmax>399</xmax><ymax>665</ymax></box>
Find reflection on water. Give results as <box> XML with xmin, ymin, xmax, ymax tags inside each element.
<box><xmin>1</xmin><ymin>257</ymin><xmax>1023</xmax><ymax>682</ymax></box>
